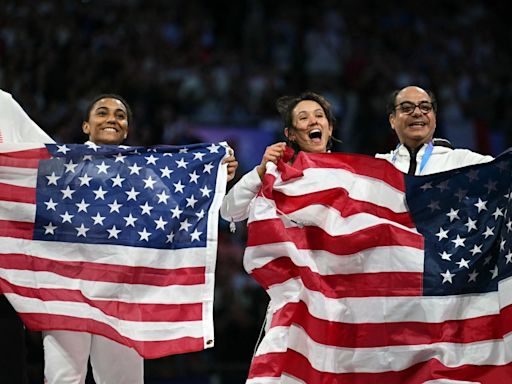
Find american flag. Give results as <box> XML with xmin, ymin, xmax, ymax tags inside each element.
<box><xmin>244</xmin><ymin>149</ymin><xmax>512</xmax><ymax>383</ymax></box>
<box><xmin>0</xmin><ymin>141</ymin><xmax>228</xmax><ymax>359</ymax></box>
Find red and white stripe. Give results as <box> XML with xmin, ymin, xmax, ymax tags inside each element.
<box><xmin>0</xmin><ymin>143</ymin><xmax>224</xmax><ymax>358</ymax></box>
<box><xmin>244</xmin><ymin>152</ymin><xmax>512</xmax><ymax>383</ymax></box>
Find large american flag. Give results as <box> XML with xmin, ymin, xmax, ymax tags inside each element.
<box><xmin>245</xmin><ymin>149</ymin><xmax>512</xmax><ymax>383</ymax></box>
<box><xmin>0</xmin><ymin>141</ymin><xmax>228</xmax><ymax>359</ymax></box>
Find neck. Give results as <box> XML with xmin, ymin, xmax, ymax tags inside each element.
<box><xmin>402</xmin><ymin>139</ymin><xmax>431</xmax><ymax>151</ymax></box>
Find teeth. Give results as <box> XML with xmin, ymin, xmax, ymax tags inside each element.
<box><xmin>309</xmin><ymin>129</ymin><xmax>322</xmax><ymax>139</ymax></box>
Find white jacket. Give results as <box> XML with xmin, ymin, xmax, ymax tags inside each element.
<box><xmin>375</xmin><ymin>141</ymin><xmax>493</xmax><ymax>175</ymax></box>
<box><xmin>0</xmin><ymin>89</ymin><xmax>53</xmax><ymax>143</ymax></box>
<box><xmin>220</xmin><ymin>166</ymin><xmax>261</xmax><ymax>222</ymax></box>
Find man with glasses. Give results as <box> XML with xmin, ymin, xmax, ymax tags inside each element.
<box><xmin>376</xmin><ymin>85</ymin><xmax>493</xmax><ymax>174</ymax></box>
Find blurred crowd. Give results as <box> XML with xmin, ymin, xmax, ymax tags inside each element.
<box><xmin>1</xmin><ymin>0</ymin><xmax>511</xmax><ymax>383</ymax></box>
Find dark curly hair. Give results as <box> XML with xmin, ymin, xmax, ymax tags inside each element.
<box><xmin>276</xmin><ymin>91</ymin><xmax>336</xmax><ymax>130</ymax></box>
<box><xmin>83</xmin><ymin>93</ymin><xmax>133</xmax><ymax>125</ymax></box>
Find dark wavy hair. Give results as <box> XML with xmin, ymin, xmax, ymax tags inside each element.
<box><xmin>276</xmin><ymin>91</ymin><xmax>336</xmax><ymax>130</ymax></box>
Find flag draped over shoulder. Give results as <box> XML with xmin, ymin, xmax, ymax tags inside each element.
<box><xmin>0</xmin><ymin>141</ymin><xmax>228</xmax><ymax>359</ymax></box>
<box><xmin>245</xmin><ymin>149</ymin><xmax>512</xmax><ymax>383</ymax></box>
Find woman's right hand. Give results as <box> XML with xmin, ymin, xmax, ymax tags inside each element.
<box><xmin>256</xmin><ymin>142</ymin><xmax>287</xmax><ymax>180</ymax></box>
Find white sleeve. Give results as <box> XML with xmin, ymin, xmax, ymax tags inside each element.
<box><xmin>0</xmin><ymin>90</ymin><xmax>54</xmax><ymax>143</ymax></box>
<box><xmin>220</xmin><ymin>167</ymin><xmax>262</xmax><ymax>222</ymax></box>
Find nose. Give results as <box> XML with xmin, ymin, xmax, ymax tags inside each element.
<box><xmin>411</xmin><ymin>106</ymin><xmax>423</xmax><ymax>116</ymax></box>
<box><xmin>308</xmin><ymin>114</ymin><xmax>318</xmax><ymax>124</ymax></box>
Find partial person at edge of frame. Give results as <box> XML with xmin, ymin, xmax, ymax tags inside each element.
<box><xmin>0</xmin><ymin>88</ymin><xmax>54</xmax><ymax>384</ymax></box>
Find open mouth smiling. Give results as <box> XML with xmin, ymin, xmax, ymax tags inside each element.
<box><xmin>308</xmin><ymin>129</ymin><xmax>322</xmax><ymax>141</ymax></box>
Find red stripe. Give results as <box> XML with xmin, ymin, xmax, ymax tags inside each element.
<box><xmin>0</xmin><ymin>278</ymin><xmax>202</xmax><ymax>322</ymax></box>
<box><xmin>0</xmin><ymin>182</ymin><xmax>36</xmax><ymax>203</ymax></box>
<box><xmin>279</xmin><ymin>152</ymin><xmax>406</xmax><ymax>192</ymax></box>
<box><xmin>249</xmin><ymin>350</ymin><xmax>512</xmax><ymax>384</ymax></box>
<box><xmin>0</xmin><ymin>220</ymin><xmax>34</xmax><ymax>239</ymax></box>
<box><xmin>250</xmin><ymin>257</ymin><xmax>422</xmax><ymax>297</ymax></box>
<box><xmin>272</xmin><ymin>188</ymin><xmax>415</xmax><ymax>228</ymax></box>
<box><xmin>20</xmin><ymin>313</ymin><xmax>205</xmax><ymax>359</ymax></box>
<box><xmin>270</xmin><ymin>301</ymin><xmax>512</xmax><ymax>347</ymax></box>
<box><xmin>247</xmin><ymin>219</ymin><xmax>424</xmax><ymax>255</ymax></box>
<box><xmin>0</xmin><ymin>147</ymin><xmax>50</xmax><ymax>168</ymax></box>
<box><xmin>0</xmin><ymin>253</ymin><xmax>205</xmax><ymax>286</ymax></box>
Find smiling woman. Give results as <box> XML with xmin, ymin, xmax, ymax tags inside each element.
<box><xmin>42</xmin><ymin>93</ymin><xmax>144</xmax><ymax>384</ymax></box>
<box><xmin>82</xmin><ymin>94</ymin><xmax>132</xmax><ymax>145</ymax></box>
<box><xmin>220</xmin><ymin>91</ymin><xmax>339</xmax><ymax>223</ymax></box>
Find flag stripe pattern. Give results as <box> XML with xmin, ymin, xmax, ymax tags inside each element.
<box><xmin>0</xmin><ymin>142</ymin><xmax>227</xmax><ymax>358</ymax></box>
<box><xmin>245</xmin><ymin>151</ymin><xmax>512</xmax><ymax>383</ymax></box>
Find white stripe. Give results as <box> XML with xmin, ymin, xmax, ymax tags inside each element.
<box><xmin>499</xmin><ymin>275</ymin><xmax>512</xmax><ymax>308</ymax></box>
<box><xmin>0</xmin><ymin>200</ymin><xmax>36</xmax><ymax>222</ymax></box>
<box><xmin>0</xmin><ymin>166</ymin><xmax>38</xmax><ymax>187</ymax></box>
<box><xmin>6</xmin><ymin>293</ymin><xmax>203</xmax><ymax>341</ymax></box>
<box><xmin>281</xmin><ymin>204</ymin><xmax>416</xmax><ymax>235</ymax></box>
<box><xmin>246</xmin><ymin>376</ymin><xmax>304</xmax><ymax>384</ymax></box>
<box><xmin>202</xmin><ymin>148</ymin><xmax>227</xmax><ymax>349</ymax></box>
<box><xmin>266</xmin><ymin>278</ymin><xmax>501</xmax><ymax>323</ymax></box>
<box><xmin>244</xmin><ymin>242</ymin><xmax>424</xmax><ymax>274</ymax></box>
<box><xmin>270</xmin><ymin>168</ymin><xmax>407</xmax><ymax>213</ymax></box>
<box><xmin>0</xmin><ymin>236</ymin><xmax>209</xmax><ymax>269</ymax></box>
<box><xmin>257</xmin><ymin>325</ymin><xmax>511</xmax><ymax>374</ymax></box>
<box><xmin>0</xmin><ymin>143</ymin><xmax>46</xmax><ymax>153</ymax></box>
<box><xmin>249</xmin><ymin>197</ymin><xmax>417</xmax><ymax>237</ymax></box>
<box><xmin>246</xmin><ymin>378</ymin><xmax>286</xmax><ymax>384</ymax></box>
<box><xmin>0</xmin><ymin>268</ymin><xmax>205</xmax><ymax>304</ymax></box>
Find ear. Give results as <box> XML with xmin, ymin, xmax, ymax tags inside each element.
<box><xmin>82</xmin><ymin>121</ymin><xmax>90</xmax><ymax>135</ymax></box>
<box><xmin>388</xmin><ymin>114</ymin><xmax>396</xmax><ymax>131</ymax></box>
<box><xmin>284</xmin><ymin>127</ymin><xmax>294</xmax><ymax>141</ymax></box>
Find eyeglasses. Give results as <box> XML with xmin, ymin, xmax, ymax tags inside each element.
<box><xmin>394</xmin><ymin>101</ymin><xmax>434</xmax><ymax>115</ymax></box>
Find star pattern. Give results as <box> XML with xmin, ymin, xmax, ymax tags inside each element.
<box><xmin>34</xmin><ymin>143</ymin><xmax>226</xmax><ymax>249</ymax></box>
<box><xmin>405</xmin><ymin>156</ymin><xmax>512</xmax><ymax>296</ymax></box>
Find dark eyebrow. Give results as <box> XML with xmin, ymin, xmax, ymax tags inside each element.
<box><xmin>297</xmin><ymin>108</ymin><xmax>325</xmax><ymax>115</ymax></box>
<box><xmin>95</xmin><ymin>106</ymin><xmax>127</xmax><ymax>114</ymax></box>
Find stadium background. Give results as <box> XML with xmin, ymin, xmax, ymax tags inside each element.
<box><xmin>1</xmin><ymin>0</ymin><xmax>510</xmax><ymax>382</ymax></box>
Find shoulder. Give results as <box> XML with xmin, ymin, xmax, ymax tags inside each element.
<box><xmin>450</xmin><ymin>148</ymin><xmax>494</xmax><ymax>164</ymax></box>
<box><xmin>431</xmin><ymin>146</ymin><xmax>493</xmax><ymax>167</ymax></box>
<box><xmin>375</xmin><ymin>151</ymin><xmax>394</xmax><ymax>161</ymax></box>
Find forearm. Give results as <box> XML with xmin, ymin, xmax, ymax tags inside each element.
<box><xmin>220</xmin><ymin>167</ymin><xmax>262</xmax><ymax>222</ymax></box>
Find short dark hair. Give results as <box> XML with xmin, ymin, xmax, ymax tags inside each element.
<box><xmin>386</xmin><ymin>87</ymin><xmax>438</xmax><ymax>116</ymax></box>
<box><xmin>83</xmin><ymin>93</ymin><xmax>133</xmax><ymax>125</ymax></box>
<box><xmin>276</xmin><ymin>91</ymin><xmax>336</xmax><ymax>130</ymax></box>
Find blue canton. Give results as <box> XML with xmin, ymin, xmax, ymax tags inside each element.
<box><xmin>405</xmin><ymin>151</ymin><xmax>512</xmax><ymax>295</ymax></box>
<box><xmin>33</xmin><ymin>142</ymin><xmax>226</xmax><ymax>249</ymax></box>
